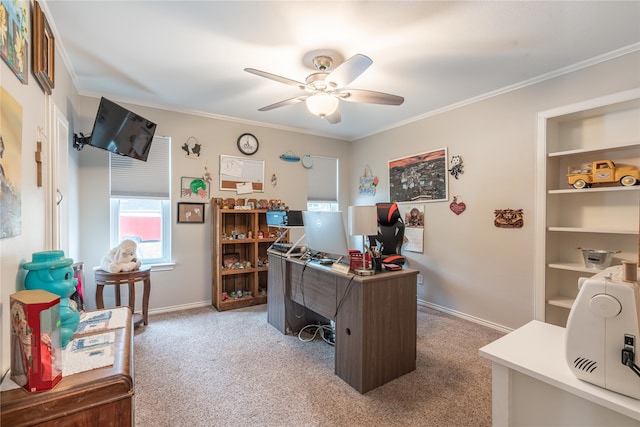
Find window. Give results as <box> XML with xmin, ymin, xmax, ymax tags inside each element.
<box><xmin>109</xmin><ymin>136</ymin><xmax>171</xmax><ymax>264</ymax></box>
<box><xmin>306</xmin><ymin>156</ymin><xmax>339</xmax><ymax>212</ymax></box>
<box><xmin>306</xmin><ymin>201</ymin><xmax>339</xmax><ymax>212</ymax></box>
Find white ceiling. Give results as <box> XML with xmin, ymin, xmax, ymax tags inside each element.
<box><xmin>44</xmin><ymin>1</ymin><xmax>640</xmax><ymax>141</ymax></box>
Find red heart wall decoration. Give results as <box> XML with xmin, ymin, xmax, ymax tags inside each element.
<box><xmin>450</xmin><ymin>197</ymin><xmax>466</xmax><ymax>215</ymax></box>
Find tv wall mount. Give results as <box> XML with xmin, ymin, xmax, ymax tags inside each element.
<box><xmin>73</xmin><ymin>133</ymin><xmax>91</xmax><ymax>151</ymax></box>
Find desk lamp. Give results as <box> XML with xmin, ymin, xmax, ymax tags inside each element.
<box><xmin>348</xmin><ymin>205</ymin><xmax>378</xmax><ymax>276</ymax></box>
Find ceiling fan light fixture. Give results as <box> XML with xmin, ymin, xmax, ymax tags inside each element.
<box><xmin>306</xmin><ymin>93</ymin><xmax>339</xmax><ymax>117</ymax></box>
<box><xmin>247</xmin><ymin>52</ymin><xmax>401</xmax><ymax>124</ymax></box>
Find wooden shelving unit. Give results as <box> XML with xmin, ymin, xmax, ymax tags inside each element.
<box><xmin>211</xmin><ymin>204</ymin><xmax>284</xmax><ymax>311</ymax></box>
<box><xmin>535</xmin><ymin>89</ymin><xmax>640</xmax><ymax>327</ymax></box>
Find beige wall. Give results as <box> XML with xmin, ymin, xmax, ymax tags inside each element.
<box><xmin>74</xmin><ymin>97</ymin><xmax>351</xmax><ymax>314</ymax></box>
<box><xmin>350</xmin><ymin>52</ymin><xmax>640</xmax><ymax>329</ymax></box>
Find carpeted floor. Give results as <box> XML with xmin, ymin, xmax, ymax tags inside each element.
<box><xmin>133</xmin><ymin>304</ymin><xmax>504</xmax><ymax>427</ymax></box>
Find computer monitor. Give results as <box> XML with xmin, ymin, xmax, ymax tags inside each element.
<box><xmin>302</xmin><ymin>211</ymin><xmax>349</xmax><ymax>262</ymax></box>
<box><xmin>266</xmin><ymin>210</ymin><xmax>304</xmax><ymax>227</ymax></box>
<box><xmin>286</xmin><ymin>210</ymin><xmax>304</xmax><ymax>227</ymax></box>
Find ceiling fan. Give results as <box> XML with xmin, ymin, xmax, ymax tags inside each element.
<box><xmin>244</xmin><ymin>53</ymin><xmax>404</xmax><ymax>124</ymax></box>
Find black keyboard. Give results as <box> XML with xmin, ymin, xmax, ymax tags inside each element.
<box><xmin>271</xmin><ymin>243</ymin><xmax>301</xmax><ymax>253</ymax></box>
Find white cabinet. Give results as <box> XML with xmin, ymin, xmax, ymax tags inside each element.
<box><xmin>535</xmin><ymin>89</ymin><xmax>640</xmax><ymax>326</ymax></box>
<box><xmin>479</xmin><ymin>321</ymin><xmax>640</xmax><ymax>426</ymax></box>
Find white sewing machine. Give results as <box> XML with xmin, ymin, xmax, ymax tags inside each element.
<box><xmin>565</xmin><ymin>264</ymin><xmax>640</xmax><ymax>400</ymax></box>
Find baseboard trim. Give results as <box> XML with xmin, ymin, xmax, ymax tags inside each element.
<box><xmin>148</xmin><ymin>300</ymin><xmax>212</xmax><ymax>316</ymax></box>
<box><xmin>417</xmin><ymin>299</ymin><xmax>513</xmax><ymax>334</ymax></box>
<box><xmin>148</xmin><ymin>299</ymin><xmax>514</xmax><ymax>334</ymax></box>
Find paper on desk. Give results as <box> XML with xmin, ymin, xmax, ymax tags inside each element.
<box><xmin>0</xmin><ymin>375</ymin><xmax>20</xmax><ymax>391</ymax></box>
<box><xmin>62</xmin><ymin>332</ymin><xmax>116</xmax><ymax>376</ymax></box>
<box><xmin>76</xmin><ymin>307</ymin><xmax>129</xmax><ymax>333</ymax></box>
<box><xmin>1</xmin><ymin>336</ymin><xmax>117</xmax><ymax>388</ymax></box>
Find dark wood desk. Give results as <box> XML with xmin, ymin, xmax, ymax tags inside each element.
<box><xmin>1</xmin><ymin>309</ymin><xmax>134</xmax><ymax>426</ymax></box>
<box><xmin>268</xmin><ymin>253</ymin><xmax>418</xmax><ymax>393</ymax></box>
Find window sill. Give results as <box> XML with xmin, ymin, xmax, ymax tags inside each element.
<box><xmin>143</xmin><ymin>262</ymin><xmax>176</xmax><ymax>272</ymax></box>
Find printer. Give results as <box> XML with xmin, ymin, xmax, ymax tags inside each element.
<box><xmin>266</xmin><ymin>210</ymin><xmax>305</xmax><ymax>257</ymax></box>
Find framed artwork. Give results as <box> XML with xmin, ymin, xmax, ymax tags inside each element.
<box><xmin>388</xmin><ymin>148</ymin><xmax>448</xmax><ymax>203</ymax></box>
<box><xmin>177</xmin><ymin>202</ymin><xmax>205</xmax><ymax>223</ymax></box>
<box><xmin>181</xmin><ymin>176</ymin><xmax>209</xmax><ymax>200</ymax></box>
<box><xmin>32</xmin><ymin>1</ymin><xmax>55</xmax><ymax>94</ymax></box>
<box><xmin>0</xmin><ymin>86</ymin><xmax>23</xmax><ymax>238</ymax></box>
<box><xmin>0</xmin><ymin>0</ymin><xmax>29</xmax><ymax>84</ymax></box>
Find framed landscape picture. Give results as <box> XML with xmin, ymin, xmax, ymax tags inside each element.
<box><xmin>388</xmin><ymin>148</ymin><xmax>448</xmax><ymax>203</ymax></box>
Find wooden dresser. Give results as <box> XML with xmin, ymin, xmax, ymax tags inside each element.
<box><xmin>1</xmin><ymin>309</ymin><xmax>134</xmax><ymax>426</ymax></box>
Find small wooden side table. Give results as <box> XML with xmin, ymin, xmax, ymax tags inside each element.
<box><xmin>95</xmin><ymin>265</ymin><xmax>151</xmax><ymax>327</ymax></box>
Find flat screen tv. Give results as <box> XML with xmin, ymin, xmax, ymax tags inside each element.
<box><xmin>302</xmin><ymin>211</ymin><xmax>350</xmax><ymax>262</ymax></box>
<box><xmin>88</xmin><ymin>97</ymin><xmax>157</xmax><ymax>161</ymax></box>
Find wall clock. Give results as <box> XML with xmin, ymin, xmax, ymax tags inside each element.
<box><xmin>237</xmin><ymin>133</ymin><xmax>259</xmax><ymax>155</ymax></box>
<box><xmin>302</xmin><ymin>154</ymin><xmax>313</xmax><ymax>169</ymax></box>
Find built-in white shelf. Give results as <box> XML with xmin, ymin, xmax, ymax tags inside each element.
<box><xmin>535</xmin><ymin>89</ymin><xmax>640</xmax><ymax>327</ymax></box>
<box><xmin>547</xmin><ymin>262</ymin><xmax>607</xmax><ymax>274</ymax></box>
<box><xmin>548</xmin><ymin>141</ymin><xmax>639</xmax><ymax>158</ymax></box>
<box><xmin>547</xmin><ymin>227</ymin><xmax>638</xmax><ymax>235</ymax></box>
<box><xmin>548</xmin><ymin>186</ymin><xmax>639</xmax><ymax>195</ymax></box>
<box><xmin>547</xmin><ymin>297</ymin><xmax>575</xmax><ymax>310</ymax></box>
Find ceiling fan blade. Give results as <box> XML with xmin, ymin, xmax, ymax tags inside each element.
<box><xmin>339</xmin><ymin>89</ymin><xmax>404</xmax><ymax>106</ymax></box>
<box><xmin>325</xmin><ymin>107</ymin><xmax>342</xmax><ymax>124</ymax></box>
<box><xmin>325</xmin><ymin>54</ymin><xmax>372</xmax><ymax>89</ymax></box>
<box><xmin>258</xmin><ymin>96</ymin><xmax>308</xmax><ymax>112</ymax></box>
<box><xmin>244</xmin><ymin>68</ymin><xmax>308</xmax><ymax>90</ymax></box>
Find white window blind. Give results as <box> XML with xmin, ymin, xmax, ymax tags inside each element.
<box><xmin>110</xmin><ymin>136</ymin><xmax>170</xmax><ymax>198</ymax></box>
<box><xmin>307</xmin><ymin>156</ymin><xmax>338</xmax><ymax>202</ymax></box>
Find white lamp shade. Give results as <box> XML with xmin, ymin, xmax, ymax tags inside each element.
<box><xmin>306</xmin><ymin>93</ymin><xmax>339</xmax><ymax>117</ymax></box>
<box><xmin>348</xmin><ymin>205</ymin><xmax>378</xmax><ymax>236</ymax></box>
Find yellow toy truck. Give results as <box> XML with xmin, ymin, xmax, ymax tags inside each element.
<box><xmin>567</xmin><ymin>160</ymin><xmax>640</xmax><ymax>189</ymax></box>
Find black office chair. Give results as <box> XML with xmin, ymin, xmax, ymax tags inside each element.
<box><xmin>368</xmin><ymin>202</ymin><xmax>405</xmax><ymax>265</ymax></box>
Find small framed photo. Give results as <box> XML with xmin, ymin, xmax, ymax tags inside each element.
<box><xmin>177</xmin><ymin>202</ymin><xmax>205</xmax><ymax>223</ymax></box>
<box><xmin>32</xmin><ymin>1</ymin><xmax>55</xmax><ymax>94</ymax></box>
<box><xmin>222</xmin><ymin>253</ymin><xmax>240</xmax><ymax>269</ymax></box>
<box><xmin>247</xmin><ymin>201</ymin><xmax>255</xmax><ymax>210</ymax></box>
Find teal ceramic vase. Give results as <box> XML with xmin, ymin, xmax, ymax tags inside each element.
<box><xmin>23</xmin><ymin>251</ymin><xmax>80</xmax><ymax>347</ymax></box>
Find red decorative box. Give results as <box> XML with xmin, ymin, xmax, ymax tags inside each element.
<box><xmin>10</xmin><ymin>290</ymin><xmax>62</xmax><ymax>392</ymax></box>
<box><xmin>349</xmin><ymin>250</ymin><xmax>371</xmax><ymax>271</ymax></box>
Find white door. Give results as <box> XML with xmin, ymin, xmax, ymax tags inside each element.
<box><xmin>45</xmin><ymin>99</ymin><xmax>69</xmax><ymax>254</ymax></box>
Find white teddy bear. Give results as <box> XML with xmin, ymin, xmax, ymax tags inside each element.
<box><xmin>100</xmin><ymin>239</ymin><xmax>142</xmax><ymax>273</ymax></box>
